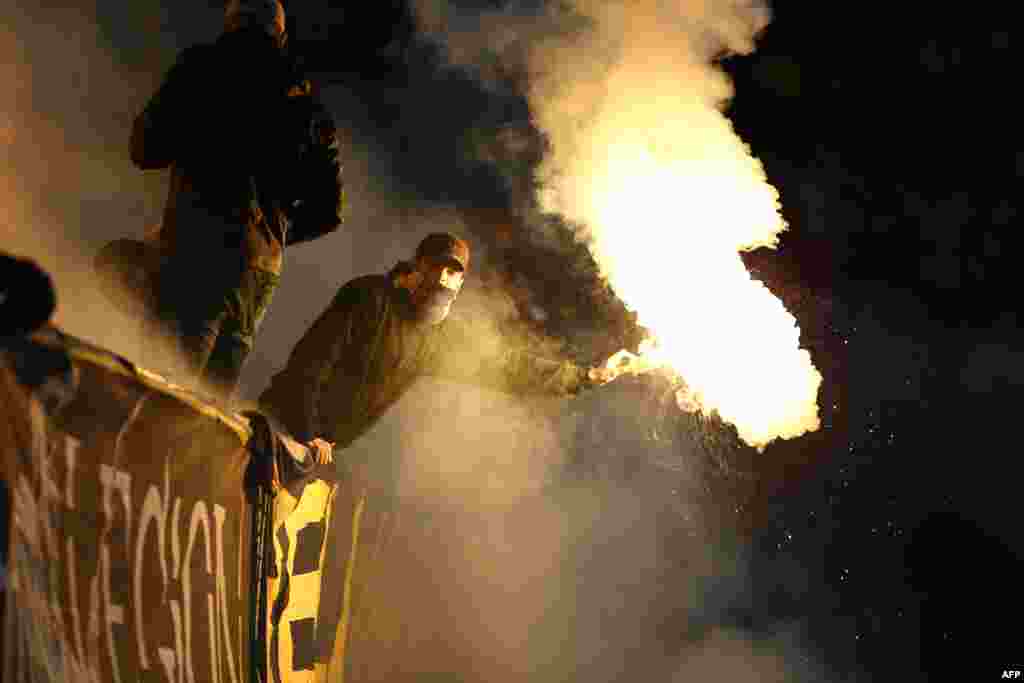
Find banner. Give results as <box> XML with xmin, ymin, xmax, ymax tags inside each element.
<box><xmin>1</xmin><ymin>332</ymin><xmax>401</xmax><ymax>683</ymax></box>
<box><xmin>1</xmin><ymin>332</ymin><xmax>253</xmax><ymax>683</ymax></box>
<box><xmin>262</xmin><ymin>450</ymin><xmax>400</xmax><ymax>683</ymax></box>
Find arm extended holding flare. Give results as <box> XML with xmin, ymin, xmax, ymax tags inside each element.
<box><xmin>430</xmin><ymin>321</ymin><xmax>640</xmax><ymax>397</ymax></box>
<box><xmin>592</xmin><ymin>348</ymin><xmax>662</xmax><ymax>381</ymax></box>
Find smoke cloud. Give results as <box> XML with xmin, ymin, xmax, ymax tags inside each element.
<box><xmin>400</xmin><ymin>1</ymin><xmax>832</xmax><ymax>681</ymax></box>
<box><xmin>413</xmin><ymin>0</ymin><xmax>822</xmax><ymax>449</ymax></box>
<box><xmin>530</xmin><ymin>0</ymin><xmax>820</xmax><ymax>449</ymax></box>
<box><xmin>1</xmin><ymin>3</ymin><xmax>220</xmax><ymax>385</ymax></box>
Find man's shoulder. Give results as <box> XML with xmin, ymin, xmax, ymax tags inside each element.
<box><xmin>333</xmin><ymin>273</ymin><xmax>393</xmax><ymax>305</ymax></box>
<box><xmin>343</xmin><ymin>273</ymin><xmax>390</xmax><ymax>291</ymax></box>
<box><xmin>176</xmin><ymin>43</ymin><xmax>216</xmax><ymax>64</ymax></box>
<box><xmin>163</xmin><ymin>43</ymin><xmax>220</xmax><ymax>79</ymax></box>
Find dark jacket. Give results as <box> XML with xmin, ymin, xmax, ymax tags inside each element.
<box><xmin>130</xmin><ymin>30</ymin><xmax>344</xmax><ymax>276</ymax></box>
<box><xmin>259</xmin><ymin>272</ymin><xmax>590</xmax><ymax>445</ymax></box>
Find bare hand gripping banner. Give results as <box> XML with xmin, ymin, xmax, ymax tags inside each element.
<box><xmin>1</xmin><ymin>330</ymin><xmax>253</xmax><ymax>683</ymax></box>
<box><xmin>248</xmin><ymin>413</ymin><xmax>396</xmax><ymax>683</ymax></box>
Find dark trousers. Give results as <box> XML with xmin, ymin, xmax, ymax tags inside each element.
<box><xmin>158</xmin><ymin>260</ymin><xmax>279</xmax><ymax>398</ymax></box>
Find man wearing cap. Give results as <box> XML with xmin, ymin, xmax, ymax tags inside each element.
<box><xmin>127</xmin><ymin>0</ymin><xmax>344</xmax><ymax>398</ymax></box>
<box><xmin>258</xmin><ymin>232</ymin><xmax>616</xmax><ymax>679</ymax></box>
<box><xmin>259</xmin><ymin>232</ymin><xmax>615</xmax><ymax>449</ymax></box>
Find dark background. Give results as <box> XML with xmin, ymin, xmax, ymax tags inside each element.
<box><xmin>735</xmin><ymin>3</ymin><xmax>1020</xmax><ymax>678</ymax></box>
<box><xmin>5</xmin><ymin>0</ymin><xmax>1020</xmax><ymax>680</ymax></box>
<box><xmin>724</xmin><ymin>4</ymin><xmax>1021</xmax><ymax>678</ymax></box>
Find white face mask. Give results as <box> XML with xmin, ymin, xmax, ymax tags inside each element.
<box><xmin>419</xmin><ymin>288</ymin><xmax>458</xmax><ymax>325</ymax></box>
<box><xmin>409</xmin><ymin>260</ymin><xmax>464</xmax><ymax>325</ymax></box>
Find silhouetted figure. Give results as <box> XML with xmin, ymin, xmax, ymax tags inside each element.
<box><xmin>0</xmin><ymin>252</ymin><xmax>77</xmax><ymax>413</ymax></box>
<box><xmin>0</xmin><ymin>252</ymin><xmax>56</xmax><ymax>339</ymax></box>
<box><xmin>127</xmin><ymin>0</ymin><xmax>344</xmax><ymax>399</ymax></box>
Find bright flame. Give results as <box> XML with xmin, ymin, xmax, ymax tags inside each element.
<box><xmin>589</xmin><ymin>149</ymin><xmax>821</xmax><ymax>449</ymax></box>
<box><xmin>531</xmin><ymin>0</ymin><xmax>822</xmax><ymax>450</ymax></box>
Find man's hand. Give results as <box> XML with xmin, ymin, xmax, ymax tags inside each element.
<box><xmin>589</xmin><ymin>349</ymin><xmax>659</xmax><ymax>386</ymax></box>
<box><xmin>587</xmin><ymin>365</ymin><xmax>619</xmax><ymax>385</ymax></box>
<box><xmin>308</xmin><ymin>437</ymin><xmax>335</xmax><ymax>466</ymax></box>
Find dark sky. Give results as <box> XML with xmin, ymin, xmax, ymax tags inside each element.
<box><xmin>5</xmin><ymin>0</ymin><xmax>1021</xmax><ymax>680</ymax></box>
<box><xmin>721</xmin><ymin>3</ymin><xmax>1022</xmax><ymax>678</ymax></box>
<box><xmin>726</xmin><ymin>1</ymin><xmax>1018</xmax><ymax>322</ymax></box>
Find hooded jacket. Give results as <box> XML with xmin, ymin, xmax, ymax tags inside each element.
<box><xmin>130</xmin><ymin>30</ymin><xmax>344</xmax><ymax>277</ymax></box>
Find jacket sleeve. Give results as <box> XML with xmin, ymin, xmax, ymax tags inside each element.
<box><xmin>430</xmin><ymin>320</ymin><xmax>592</xmax><ymax>397</ymax></box>
<box><xmin>293</xmin><ymin>283</ymin><xmax>378</xmax><ymax>440</ymax></box>
<box><xmin>286</xmin><ymin>98</ymin><xmax>345</xmax><ymax>245</ymax></box>
<box><xmin>130</xmin><ymin>47</ymin><xmax>199</xmax><ymax>170</ymax></box>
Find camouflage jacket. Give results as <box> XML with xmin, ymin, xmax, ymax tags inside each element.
<box><xmin>130</xmin><ymin>31</ymin><xmax>344</xmax><ymax>276</ymax></box>
<box><xmin>259</xmin><ymin>272</ymin><xmax>590</xmax><ymax>445</ymax></box>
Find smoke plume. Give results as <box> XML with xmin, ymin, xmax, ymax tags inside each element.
<box><xmin>414</xmin><ymin>0</ymin><xmax>822</xmax><ymax>450</ymax></box>
<box><xmin>401</xmin><ymin>2</ymin><xmax>832</xmax><ymax>681</ymax></box>
<box><xmin>535</xmin><ymin>0</ymin><xmax>820</xmax><ymax>449</ymax></box>
<box><xmin>1</xmin><ymin>3</ymin><xmax>220</xmax><ymax>386</ymax></box>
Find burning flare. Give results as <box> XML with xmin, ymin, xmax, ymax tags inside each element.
<box><xmin>532</xmin><ymin>0</ymin><xmax>822</xmax><ymax>450</ymax></box>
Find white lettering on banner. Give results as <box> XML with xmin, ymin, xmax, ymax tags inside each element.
<box><xmin>65</xmin><ymin>536</ymin><xmax>99</xmax><ymax>683</ymax></box>
<box><xmin>172</xmin><ymin>496</ymin><xmax>183</xmax><ymax>582</ymax></box>
<box><xmin>159</xmin><ymin>645</ymin><xmax>178</xmax><ymax>683</ymax></box>
<box><xmin>214</xmin><ymin>503</ymin><xmax>240</xmax><ymax>683</ymax></box>
<box><xmin>159</xmin><ymin>599</ymin><xmax>185</xmax><ymax>683</ymax></box>
<box><xmin>183</xmin><ymin>500</ymin><xmax>212</xmax><ymax>683</ymax></box>
<box><xmin>7</xmin><ymin>434</ymin><xmax>247</xmax><ymax>682</ymax></box>
<box><xmin>13</xmin><ymin>475</ymin><xmax>39</xmax><ymax>560</ymax></box>
<box><xmin>135</xmin><ymin>464</ymin><xmax>171</xmax><ymax>671</ymax></box>
<box><xmin>65</xmin><ymin>436</ymin><xmax>79</xmax><ymax>510</ymax></box>
<box><xmin>88</xmin><ymin>558</ymin><xmax>103</xmax><ymax>679</ymax></box>
<box><xmin>100</xmin><ymin>464</ymin><xmax>133</xmax><ymax>683</ymax></box>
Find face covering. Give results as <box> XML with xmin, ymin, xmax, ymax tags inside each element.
<box><xmin>415</xmin><ymin>286</ymin><xmax>458</xmax><ymax>325</ymax></box>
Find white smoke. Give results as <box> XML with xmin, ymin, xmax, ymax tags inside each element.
<box><xmin>413</xmin><ymin>0</ymin><xmax>821</xmax><ymax>450</ymax></box>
